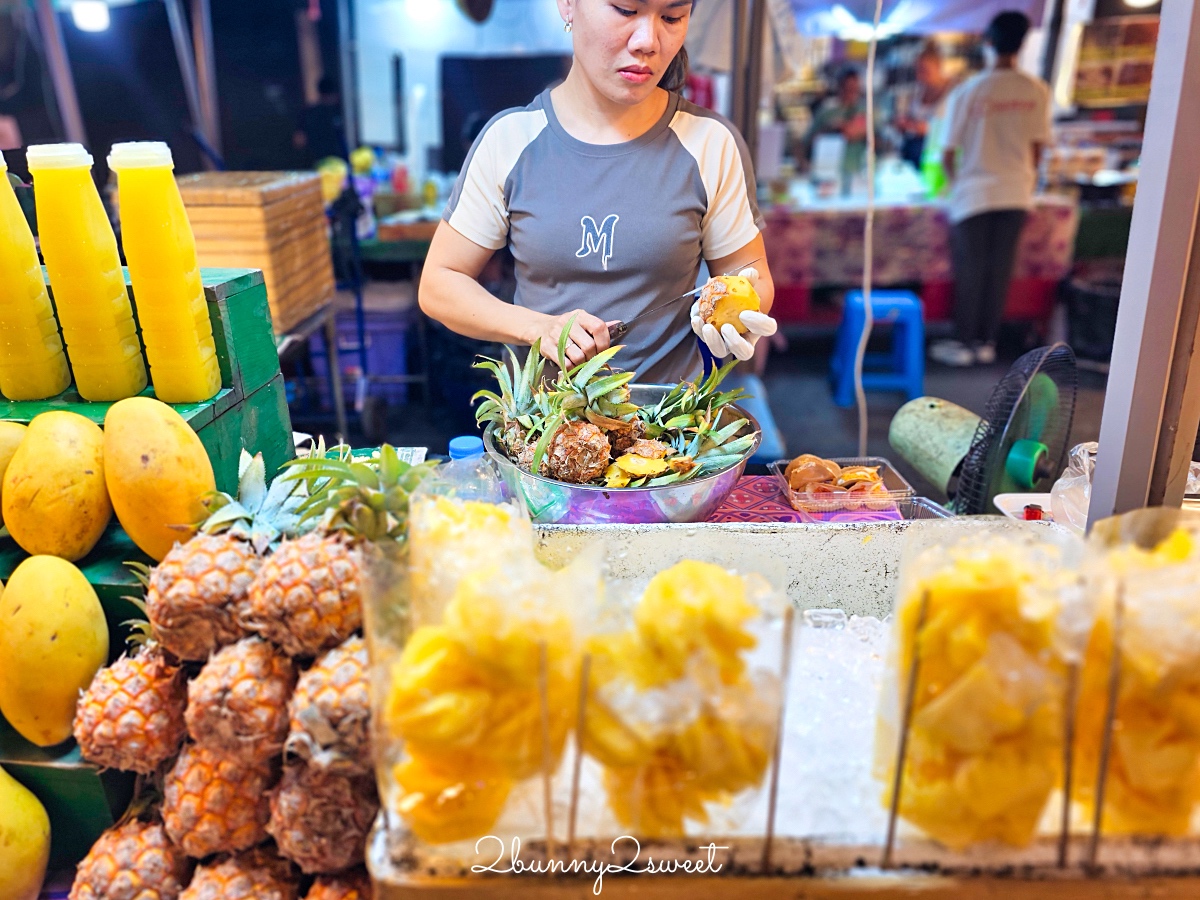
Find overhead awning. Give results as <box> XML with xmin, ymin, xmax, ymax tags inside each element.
<box><xmin>791</xmin><ymin>0</ymin><xmax>1047</xmax><ymax>39</ymax></box>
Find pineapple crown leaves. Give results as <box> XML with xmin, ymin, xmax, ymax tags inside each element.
<box><xmin>472</xmin><ymin>341</ymin><xmax>548</xmax><ymax>427</ymax></box>
<box><xmin>281</xmin><ymin>443</ymin><xmax>438</xmax><ymax>543</ymax></box>
<box><xmin>115</xmin><ymin>589</ymin><xmax>158</xmax><ymax>654</ymax></box>
<box><xmin>197</xmin><ymin>450</ymin><xmax>311</xmax><ymax>553</ymax></box>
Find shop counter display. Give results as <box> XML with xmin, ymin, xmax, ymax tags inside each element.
<box><xmin>763</xmin><ymin>195</ymin><xmax>1079</xmax><ymax>328</ymax></box>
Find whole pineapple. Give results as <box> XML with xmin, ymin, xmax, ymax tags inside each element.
<box><xmin>286</xmin><ymin>636</ymin><xmax>371</xmax><ymax>776</ymax></box>
<box><xmin>144</xmin><ymin>452</ymin><xmax>305</xmax><ymax>662</ymax></box>
<box><xmin>243</xmin><ymin>446</ymin><xmax>435</xmax><ymax>658</ymax></box>
<box><xmin>544</xmin><ymin>420</ymin><xmax>611</xmax><ymax>484</ymax></box>
<box><xmin>179</xmin><ymin>847</ymin><xmax>299</xmax><ymax>900</ymax></box>
<box><xmin>306</xmin><ymin>869</ymin><xmax>373</xmax><ymax>900</ymax></box>
<box><xmin>267</xmin><ymin>763</ymin><xmax>378</xmax><ymax>875</ymax></box>
<box><xmin>162</xmin><ymin>742</ymin><xmax>276</xmax><ymax>858</ymax></box>
<box><xmin>70</xmin><ymin>820</ymin><xmax>192</xmax><ymax>900</ymax></box>
<box><xmin>74</xmin><ymin>625</ymin><xmax>187</xmax><ymax>774</ymax></box>
<box><xmin>186</xmin><ymin>636</ymin><xmax>297</xmax><ymax>764</ymax></box>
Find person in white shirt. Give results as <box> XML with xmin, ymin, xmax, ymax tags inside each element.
<box><xmin>931</xmin><ymin>11</ymin><xmax>1051</xmax><ymax>367</ymax></box>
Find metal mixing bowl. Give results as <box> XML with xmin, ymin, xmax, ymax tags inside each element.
<box><xmin>484</xmin><ymin>384</ymin><xmax>761</xmax><ymax>525</ymax></box>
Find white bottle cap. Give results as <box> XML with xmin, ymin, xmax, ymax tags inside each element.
<box><xmin>108</xmin><ymin>141</ymin><xmax>174</xmax><ymax>170</ymax></box>
<box><xmin>26</xmin><ymin>143</ymin><xmax>94</xmax><ymax>170</ymax></box>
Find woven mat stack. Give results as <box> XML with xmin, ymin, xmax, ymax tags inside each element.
<box><xmin>177</xmin><ymin>171</ymin><xmax>334</xmax><ymax>333</ymax></box>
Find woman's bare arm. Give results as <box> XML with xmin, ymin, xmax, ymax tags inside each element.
<box><xmin>418</xmin><ymin>221</ymin><xmax>612</xmax><ymax>367</ymax></box>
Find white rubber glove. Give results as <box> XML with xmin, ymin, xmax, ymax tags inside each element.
<box><xmin>689</xmin><ymin>267</ymin><xmax>778</xmax><ymax>362</ymax></box>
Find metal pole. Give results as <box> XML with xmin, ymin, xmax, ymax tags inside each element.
<box><xmin>33</xmin><ymin>0</ymin><xmax>87</xmax><ymax>145</ymax></box>
<box><xmin>336</xmin><ymin>0</ymin><xmax>359</xmax><ymax>153</ymax></box>
<box><xmin>743</xmin><ymin>0</ymin><xmax>766</xmax><ymax>167</ymax></box>
<box><xmin>1089</xmin><ymin>0</ymin><xmax>1200</xmax><ymax>522</ymax></box>
<box><xmin>191</xmin><ymin>0</ymin><xmax>222</xmax><ymax>158</ymax></box>
<box><xmin>730</xmin><ymin>0</ymin><xmax>749</xmax><ymax>129</ymax></box>
<box><xmin>163</xmin><ymin>0</ymin><xmax>207</xmax><ymax>149</ymax></box>
<box><xmin>1040</xmin><ymin>0</ymin><xmax>1066</xmax><ymax>83</ymax></box>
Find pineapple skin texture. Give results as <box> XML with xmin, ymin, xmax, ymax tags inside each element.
<box><xmin>162</xmin><ymin>743</ymin><xmax>276</xmax><ymax>858</ymax></box>
<box><xmin>0</xmin><ymin>555</ymin><xmax>109</xmax><ymax>747</ymax></box>
<box><xmin>147</xmin><ymin>533</ymin><xmax>260</xmax><ymax>662</ymax></box>
<box><xmin>267</xmin><ymin>763</ymin><xmax>378</xmax><ymax>874</ymax></box>
<box><xmin>698</xmin><ymin>276</ymin><xmax>760</xmax><ymax>334</ymax></box>
<box><xmin>69</xmin><ymin>820</ymin><xmax>191</xmax><ymax>900</ymax></box>
<box><xmin>1073</xmin><ymin>529</ymin><xmax>1200</xmax><ymax>836</ymax></box>
<box><xmin>286</xmin><ymin>636</ymin><xmax>373</xmax><ymax>776</ymax></box>
<box><xmin>186</xmin><ymin>637</ymin><xmax>297</xmax><ymax>764</ymax></box>
<box><xmin>2</xmin><ymin>411</ymin><xmax>112</xmax><ymax>561</ymax></box>
<box><xmin>179</xmin><ymin>847</ymin><xmax>299</xmax><ymax>900</ymax></box>
<box><xmin>103</xmin><ymin>397</ymin><xmax>216</xmax><ymax>561</ymax></box>
<box><xmin>0</xmin><ymin>764</ymin><xmax>50</xmax><ymax>900</ymax></box>
<box><xmin>306</xmin><ymin>869</ymin><xmax>372</xmax><ymax>900</ymax></box>
<box><xmin>245</xmin><ymin>533</ymin><xmax>362</xmax><ymax>658</ymax></box>
<box><xmin>878</xmin><ymin>553</ymin><xmax>1065</xmax><ymax>850</ymax></box>
<box><xmin>74</xmin><ymin>648</ymin><xmax>188</xmax><ymax>774</ymax></box>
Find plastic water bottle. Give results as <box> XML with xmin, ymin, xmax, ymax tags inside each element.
<box><xmin>419</xmin><ymin>435</ymin><xmax>509</xmax><ymax>505</ymax></box>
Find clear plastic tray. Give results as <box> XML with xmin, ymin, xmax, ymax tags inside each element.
<box><xmin>769</xmin><ymin>456</ymin><xmax>916</xmax><ymax>518</ymax></box>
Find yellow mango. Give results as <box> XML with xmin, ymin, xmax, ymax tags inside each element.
<box><xmin>614</xmin><ymin>454</ymin><xmax>671</xmax><ymax>477</ymax></box>
<box><xmin>0</xmin><ymin>421</ymin><xmax>25</xmax><ymax>529</ymax></box>
<box><xmin>0</xmin><ymin>765</ymin><xmax>50</xmax><ymax>900</ymax></box>
<box><xmin>103</xmin><ymin>397</ymin><xmax>215</xmax><ymax>560</ymax></box>
<box><xmin>2</xmin><ymin>412</ymin><xmax>110</xmax><ymax>561</ymax></box>
<box><xmin>0</xmin><ymin>556</ymin><xmax>108</xmax><ymax>746</ymax></box>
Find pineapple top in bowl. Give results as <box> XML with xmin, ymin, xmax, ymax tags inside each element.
<box><xmin>474</xmin><ymin>334</ymin><xmax>758</xmax><ymax>490</ymax></box>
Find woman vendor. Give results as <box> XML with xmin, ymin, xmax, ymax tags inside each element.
<box><xmin>418</xmin><ymin>0</ymin><xmax>779</xmax><ymax>384</ymax></box>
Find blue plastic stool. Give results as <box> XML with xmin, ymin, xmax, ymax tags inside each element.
<box><xmin>830</xmin><ymin>289</ymin><xmax>925</xmax><ymax>408</ymax></box>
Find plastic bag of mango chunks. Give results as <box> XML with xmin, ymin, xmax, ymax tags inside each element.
<box><xmin>873</xmin><ymin>523</ymin><xmax>1089</xmax><ymax>854</ymax></box>
<box><xmin>577</xmin><ymin>559</ymin><xmax>788</xmax><ymax>841</ymax></box>
<box><xmin>1073</xmin><ymin>509</ymin><xmax>1200</xmax><ymax>838</ymax></box>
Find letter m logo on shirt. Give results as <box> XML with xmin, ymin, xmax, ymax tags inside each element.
<box><xmin>576</xmin><ymin>214</ymin><xmax>619</xmax><ymax>271</ymax></box>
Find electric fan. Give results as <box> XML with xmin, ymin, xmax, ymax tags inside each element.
<box><xmin>889</xmin><ymin>344</ymin><xmax>1078</xmax><ymax>515</ymax></box>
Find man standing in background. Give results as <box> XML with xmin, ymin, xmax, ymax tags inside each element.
<box><xmin>931</xmin><ymin>11</ymin><xmax>1051</xmax><ymax>367</ymax></box>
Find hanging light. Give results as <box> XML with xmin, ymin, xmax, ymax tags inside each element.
<box><xmin>71</xmin><ymin>0</ymin><xmax>111</xmax><ymax>32</ymax></box>
<box><xmin>1122</xmin><ymin>0</ymin><xmax>1158</xmax><ymax>8</ymax></box>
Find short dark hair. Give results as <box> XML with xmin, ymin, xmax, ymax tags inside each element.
<box><xmin>986</xmin><ymin>11</ymin><xmax>1031</xmax><ymax>56</ymax></box>
<box><xmin>837</xmin><ymin>67</ymin><xmax>861</xmax><ymax>88</ymax></box>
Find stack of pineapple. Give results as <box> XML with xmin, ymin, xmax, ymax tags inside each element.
<box><xmin>68</xmin><ymin>447</ymin><xmax>434</xmax><ymax>900</ymax></box>
<box><xmin>474</xmin><ymin>326</ymin><xmax>757</xmax><ymax>488</ymax></box>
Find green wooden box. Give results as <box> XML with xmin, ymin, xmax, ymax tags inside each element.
<box><xmin>0</xmin><ymin>268</ymin><xmax>295</xmax><ymax>869</ymax></box>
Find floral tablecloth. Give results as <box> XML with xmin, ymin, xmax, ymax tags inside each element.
<box><xmin>763</xmin><ymin>195</ymin><xmax>1080</xmax><ymax>288</ymax></box>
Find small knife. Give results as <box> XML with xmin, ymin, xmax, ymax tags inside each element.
<box><xmin>607</xmin><ymin>257</ymin><xmax>763</xmax><ymax>342</ymax></box>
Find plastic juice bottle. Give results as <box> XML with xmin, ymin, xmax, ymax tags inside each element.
<box><xmin>0</xmin><ymin>156</ymin><xmax>71</xmax><ymax>400</ymax></box>
<box><xmin>26</xmin><ymin>143</ymin><xmax>147</xmax><ymax>401</ymax></box>
<box><xmin>109</xmin><ymin>142</ymin><xmax>221</xmax><ymax>404</ymax></box>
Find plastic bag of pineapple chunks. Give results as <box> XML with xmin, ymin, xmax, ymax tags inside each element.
<box><xmin>576</xmin><ymin>559</ymin><xmax>789</xmax><ymax>841</ymax></box>
<box><xmin>873</xmin><ymin>523</ymin><xmax>1089</xmax><ymax>854</ymax></box>
<box><xmin>1072</xmin><ymin>508</ymin><xmax>1200</xmax><ymax>839</ymax></box>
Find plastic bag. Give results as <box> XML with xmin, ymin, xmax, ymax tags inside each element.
<box><xmin>1051</xmin><ymin>441</ymin><xmax>1098</xmax><ymax>534</ymax></box>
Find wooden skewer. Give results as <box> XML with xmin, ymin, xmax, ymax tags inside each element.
<box><xmin>1059</xmin><ymin>659</ymin><xmax>1082</xmax><ymax>869</ymax></box>
<box><xmin>538</xmin><ymin>641</ymin><xmax>556</xmax><ymax>862</ymax></box>
<box><xmin>762</xmin><ymin>604</ymin><xmax>796</xmax><ymax>874</ymax></box>
<box><xmin>567</xmin><ymin>654</ymin><xmax>592</xmax><ymax>856</ymax></box>
<box><xmin>882</xmin><ymin>589</ymin><xmax>930</xmax><ymax>871</ymax></box>
<box><xmin>1087</xmin><ymin>581</ymin><xmax>1126</xmax><ymax>876</ymax></box>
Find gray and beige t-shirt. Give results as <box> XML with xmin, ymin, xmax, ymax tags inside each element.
<box><xmin>443</xmin><ymin>88</ymin><xmax>764</xmax><ymax>383</ymax></box>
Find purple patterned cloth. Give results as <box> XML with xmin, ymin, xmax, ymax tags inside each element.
<box><xmin>707</xmin><ymin>476</ymin><xmax>905</xmax><ymax>524</ymax></box>
<box><xmin>763</xmin><ymin>196</ymin><xmax>1079</xmax><ymax>287</ymax></box>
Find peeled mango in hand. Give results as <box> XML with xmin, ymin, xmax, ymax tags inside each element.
<box><xmin>875</xmin><ymin>547</ymin><xmax>1068</xmax><ymax>850</ymax></box>
<box><xmin>0</xmin><ymin>555</ymin><xmax>109</xmax><ymax>746</ymax></box>
<box><xmin>0</xmin><ymin>764</ymin><xmax>50</xmax><ymax>900</ymax></box>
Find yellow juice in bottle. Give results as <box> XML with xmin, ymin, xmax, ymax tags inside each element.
<box><xmin>27</xmin><ymin>143</ymin><xmax>147</xmax><ymax>401</ymax></box>
<box><xmin>109</xmin><ymin>142</ymin><xmax>221</xmax><ymax>403</ymax></box>
<box><xmin>0</xmin><ymin>155</ymin><xmax>71</xmax><ymax>400</ymax></box>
